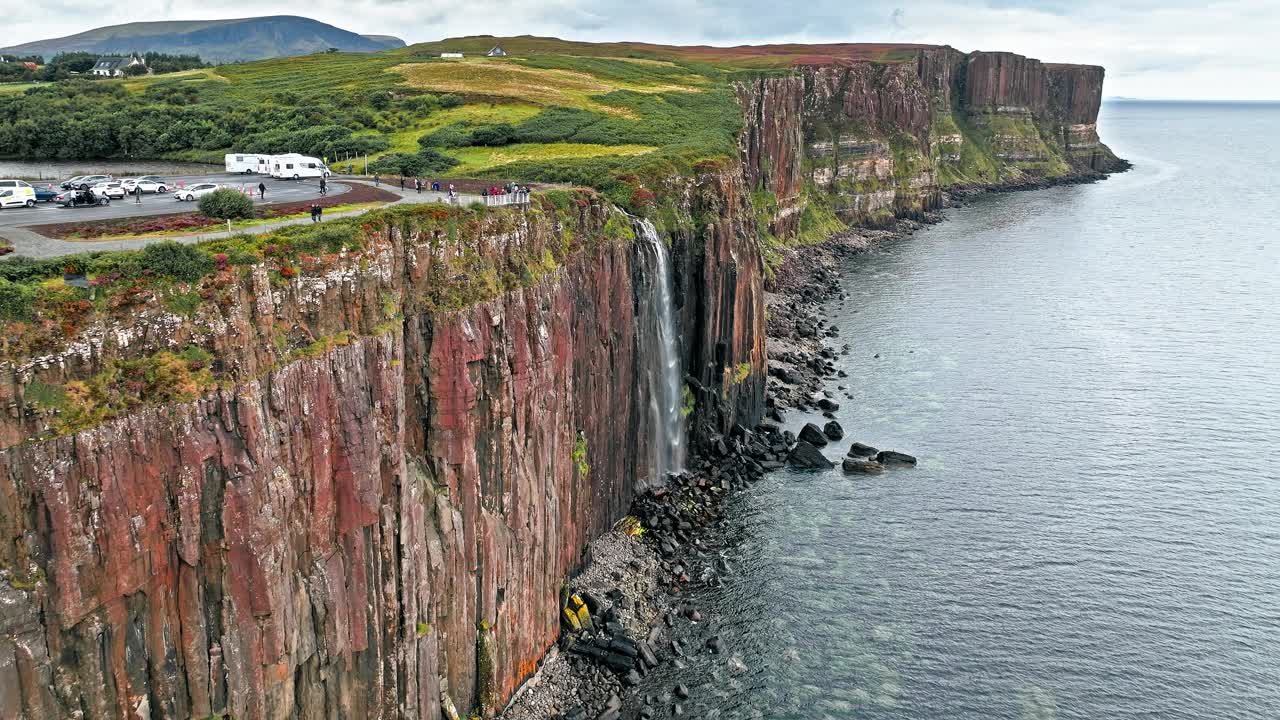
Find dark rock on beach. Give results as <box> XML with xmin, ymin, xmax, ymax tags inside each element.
<box><xmin>847</xmin><ymin>442</ymin><xmax>878</xmax><ymax>458</ymax></box>
<box><xmin>842</xmin><ymin>458</ymin><xmax>884</xmax><ymax>474</ymax></box>
<box><xmin>798</xmin><ymin>422</ymin><xmax>829</xmax><ymax>447</ymax></box>
<box><xmin>876</xmin><ymin>450</ymin><xmax>918</xmax><ymax>466</ymax></box>
<box><xmin>789</xmin><ymin>441</ymin><xmax>835</xmax><ymax>469</ymax></box>
<box><xmin>823</xmin><ymin>420</ymin><xmax>844</xmax><ymax>440</ymax></box>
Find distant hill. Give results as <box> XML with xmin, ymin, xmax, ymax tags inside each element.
<box><xmin>0</xmin><ymin>16</ymin><xmax>405</xmax><ymax>63</ymax></box>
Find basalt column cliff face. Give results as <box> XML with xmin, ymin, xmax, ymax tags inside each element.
<box><xmin>0</xmin><ymin>193</ymin><xmax>765</xmax><ymax>719</ymax></box>
<box><xmin>737</xmin><ymin>47</ymin><xmax>1126</xmax><ymax>235</ymax></box>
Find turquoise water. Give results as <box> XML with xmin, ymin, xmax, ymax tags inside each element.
<box><xmin>664</xmin><ymin>102</ymin><xmax>1280</xmax><ymax>719</ymax></box>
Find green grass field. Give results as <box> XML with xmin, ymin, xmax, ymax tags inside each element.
<box><xmin>0</xmin><ymin>36</ymin><xmax>949</xmax><ymax>207</ymax></box>
<box><xmin>0</xmin><ymin>82</ymin><xmax>39</xmax><ymax>94</ymax></box>
<box><xmin>443</xmin><ymin>143</ymin><xmax>656</xmax><ymax>175</ymax></box>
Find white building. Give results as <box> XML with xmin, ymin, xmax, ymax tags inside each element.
<box><xmin>486</xmin><ymin>46</ymin><xmax>507</xmax><ymax>57</ymax></box>
<box><xmin>440</xmin><ymin>52</ymin><xmax>464</xmax><ymax>59</ymax></box>
<box><xmin>90</xmin><ymin>56</ymin><xmax>146</xmax><ymax>77</ymax></box>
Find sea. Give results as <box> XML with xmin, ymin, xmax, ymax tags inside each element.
<box><xmin>650</xmin><ymin>101</ymin><xmax>1280</xmax><ymax>719</ymax></box>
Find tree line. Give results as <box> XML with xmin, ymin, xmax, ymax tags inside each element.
<box><xmin>0</xmin><ymin>80</ymin><xmax>459</xmax><ymax>161</ymax></box>
<box><xmin>0</xmin><ymin>52</ymin><xmax>207</xmax><ymax>83</ymax></box>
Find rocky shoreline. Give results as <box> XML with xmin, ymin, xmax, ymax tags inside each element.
<box><xmin>495</xmin><ymin>176</ymin><xmax>1115</xmax><ymax>720</ymax></box>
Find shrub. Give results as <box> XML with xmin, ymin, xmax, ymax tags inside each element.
<box><xmin>198</xmin><ymin>189</ymin><xmax>255</xmax><ymax>220</ymax></box>
<box><xmin>0</xmin><ymin>279</ymin><xmax>34</xmax><ymax>321</ymax></box>
<box><xmin>420</xmin><ymin>123</ymin><xmax>472</xmax><ymax>148</ymax></box>
<box><xmin>139</xmin><ymin>242</ymin><xmax>214</xmax><ymax>282</ymax></box>
<box><xmin>469</xmin><ymin>124</ymin><xmax>515</xmax><ymax>147</ymax></box>
<box><xmin>368</xmin><ymin>149</ymin><xmax>458</xmax><ymax>177</ymax></box>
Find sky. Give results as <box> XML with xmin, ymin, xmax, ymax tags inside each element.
<box><xmin>9</xmin><ymin>0</ymin><xmax>1278</xmax><ymax>100</ymax></box>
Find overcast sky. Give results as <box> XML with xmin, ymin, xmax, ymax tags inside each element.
<box><xmin>12</xmin><ymin>0</ymin><xmax>1278</xmax><ymax>100</ymax></box>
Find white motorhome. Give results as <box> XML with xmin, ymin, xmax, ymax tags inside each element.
<box><xmin>225</xmin><ymin>153</ymin><xmax>264</xmax><ymax>174</ymax></box>
<box><xmin>267</xmin><ymin>154</ymin><xmax>331</xmax><ymax>180</ymax></box>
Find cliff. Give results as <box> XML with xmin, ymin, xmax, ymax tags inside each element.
<box><xmin>0</xmin><ymin>191</ymin><xmax>765</xmax><ymax>719</ymax></box>
<box><xmin>737</xmin><ymin>47</ymin><xmax>1126</xmax><ymax>236</ymax></box>
<box><xmin>0</xmin><ymin>41</ymin><xmax>1123</xmax><ymax>720</ymax></box>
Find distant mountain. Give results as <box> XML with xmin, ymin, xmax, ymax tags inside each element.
<box><xmin>1</xmin><ymin>16</ymin><xmax>405</xmax><ymax>63</ymax></box>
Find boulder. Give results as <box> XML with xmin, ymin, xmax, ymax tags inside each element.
<box><xmin>842</xmin><ymin>458</ymin><xmax>884</xmax><ymax>475</ymax></box>
<box><xmin>797</xmin><ymin>423</ymin><xmax>828</xmax><ymax>447</ymax></box>
<box><xmin>817</xmin><ymin>398</ymin><xmax>840</xmax><ymax>412</ymax></box>
<box><xmin>823</xmin><ymin>420</ymin><xmax>844</xmax><ymax>440</ymax></box>
<box><xmin>876</xmin><ymin>450</ymin><xmax>917</xmax><ymax>466</ymax></box>
<box><xmin>788</xmin><ymin>442</ymin><xmax>834</xmax><ymax>469</ymax></box>
<box><xmin>846</xmin><ymin>442</ymin><xmax>878</xmax><ymax>458</ymax></box>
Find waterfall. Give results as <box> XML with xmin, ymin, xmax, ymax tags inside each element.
<box><xmin>633</xmin><ymin>218</ymin><xmax>686</xmax><ymax>479</ymax></box>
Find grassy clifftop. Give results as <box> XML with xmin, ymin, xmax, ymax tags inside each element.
<box><xmin>0</xmin><ymin>37</ymin><xmax>950</xmax><ymax>208</ymax></box>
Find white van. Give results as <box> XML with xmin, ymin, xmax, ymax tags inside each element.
<box><xmin>225</xmin><ymin>153</ymin><xmax>264</xmax><ymax>174</ymax></box>
<box><xmin>268</xmin><ymin>154</ymin><xmax>331</xmax><ymax>180</ymax></box>
<box><xmin>0</xmin><ymin>180</ymin><xmax>36</xmax><ymax>209</ymax></box>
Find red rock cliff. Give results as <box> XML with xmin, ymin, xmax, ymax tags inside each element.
<box><xmin>736</xmin><ymin>47</ymin><xmax>1126</xmax><ymax>231</ymax></box>
<box><xmin>0</xmin><ymin>192</ymin><xmax>765</xmax><ymax>719</ymax></box>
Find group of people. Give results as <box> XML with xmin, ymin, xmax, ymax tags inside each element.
<box><xmin>309</xmin><ymin>203</ymin><xmax>324</xmax><ymax>223</ymax></box>
<box><xmin>399</xmin><ymin>177</ymin><xmax>458</xmax><ymax>197</ymax></box>
<box><xmin>389</xmin><ymin>176</ymin><xmax>530</xmax><ymax>204</ymax></box>
<box><xmin>481</xmin><ymin>183</ymin><xmax>529</xmax><ymax>201</ymax></box>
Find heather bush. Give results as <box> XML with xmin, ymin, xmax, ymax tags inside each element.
<box><xmin>199</xmin><ymin>189</ymin><xmax>255</xmax><ymax>220</ymax></box>
<box><xmin>139</xmin><ymin>242</ymin><xmax>214</xmax><ymax>282</ymax></box>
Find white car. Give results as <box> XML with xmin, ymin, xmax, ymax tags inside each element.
<box><xmin>0</xmin><ymin>180</ymin><xmax>36</xmax><ymax>208</ymax></box>
<box><xmin>121</xmin><ymin>177</ymin><xmax>170</xmax><ymax>194</ymax></box>
<box><xmin>174</xmin><ymin>183</ymin><xmax>221</xmax><ymax>201</ymax></box>
<box><xmin>0</xmin><ymin>188</ymin><xmax>37</xmax><ymax>209</ymax></box>
<box><xmin>64</xmin><ymin>175</ymin><xmax>112</xmax><ymax>191</ymax></box>
<box><xmin>91</xmin><ymin>180</ymin><xmax>128</xmax><ymax>199</ymax></box>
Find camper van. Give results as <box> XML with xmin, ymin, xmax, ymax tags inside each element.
<box><xmin>267</xmin><ymin>154</ymin><xmax>331</xmax><ymax>180</ymax></box>
<box><xmin>225</xmin><ymin>153</ymin><xmax>264</xmax><ymax>174</ymax></box>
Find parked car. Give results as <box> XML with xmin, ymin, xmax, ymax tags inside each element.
<box><xmin>121</xmin><ymin>177</ymin><xmax>169</xmax><ymax>194</ymax></box>
<box><xmin>0</xmin><ymin>189</ymin><xmax>36</xmax><ymax>209</ymax></box>
<box><xmin>57</xmin><ymin>188</ymin><xmax>109</xmax><ymax>207</ymax></box>
<box><xmin>33</xmin><ymin>185</ymin><xmax>59</xmax><ymax>202</ymax></box>
<box><xmin>0</xmin><ymin>180</ymin><xmax>36</xmax><ymax>208</ymax></box>
<box><xmin>62</xmin><ymin>174</ymin><xmax>111</xmax><ymax>191</ymax></box>
<box><xmin>60</xmin><ymin>175</ymin><xmax>86</xmax><ymax>190</ymax></box>
<box><xmin>91</xmin><ymin>181</ymin><xmax>127</xmax><ymax>199</ymax></box>
<box><xmin>174</xmin><ymin>183</ymin><xmax>221</xmax><ymax>201</ymax></box>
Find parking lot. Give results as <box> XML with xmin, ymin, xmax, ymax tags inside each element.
<box><xmin>0</xmin><ymin>173</ymin><xmax>347</xmax><ymax>223</ymax></box>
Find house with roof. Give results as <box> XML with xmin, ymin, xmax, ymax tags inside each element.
<box><xmin>486</xmin><ymin>46</ymin><xmax>508</xmax><ymax>57</ymax></box>
<box><xmin>90</xmin><ymin>56</ymin><xmax>146</xmax><ymax>77</ymax></box>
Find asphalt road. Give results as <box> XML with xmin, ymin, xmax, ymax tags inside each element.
<box><xmin>0</xmin><ymin>173</ymin><xmax>347</xmax><ymax>225</ymax></box>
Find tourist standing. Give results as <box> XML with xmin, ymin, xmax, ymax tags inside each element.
<box><xmin>258</xmin><ymin>181</ymin><xmax>266</xmax><ymax>199</ymax></box>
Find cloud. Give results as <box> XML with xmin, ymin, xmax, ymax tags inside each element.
<box><xmin>7</xmin><ymin>0</ymin><xmax>1278</xmax><ymax>100</ymax></box>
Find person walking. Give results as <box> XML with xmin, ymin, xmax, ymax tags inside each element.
<box><xmin>414</xmin><ymin>178</ymin><xmax>422</xmax><ymax>194</ymax></box>
<box><xmin>309</xmin><ymin>204</ymin><xmax>318</xmax><ymax>223</ymax></box>
<box><xmin>134</xmin><ymin>185</ymin><xmax>142</xmax><ymax>205</ymax></box>
<box><xmin>373</xmin><ymin>174</ymin><xmax>380</xmax><ymax>187</ymax></box>
<box><xmin>258</xmin><ymin>181</ymin><xmax>266</xmax><ymax>200</ymax></box>
<box><xmin>319</xmin><ymin>177</ymin><xmax>327</xmax><ymax>196</ymax></box>
<box><xmin>316</xmin><ymin>204</ymin><xmax>323</xmax><ymax>222</ymax></box>
<box><xmin>399</xmin><ymin>176</ymin><xmax>405</xmax><ymax>191</ymax></box>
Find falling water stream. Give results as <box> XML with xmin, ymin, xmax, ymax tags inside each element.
<box><xmin>634</xmin><ymin>218</ymin><xmax>686</xmax><ymax>479</ymax></box>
